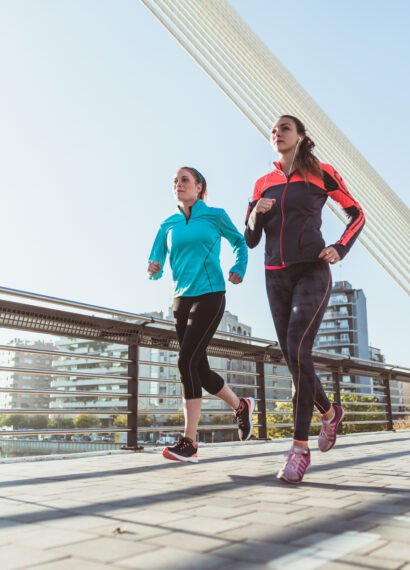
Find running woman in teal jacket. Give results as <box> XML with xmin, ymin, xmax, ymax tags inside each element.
<box><xmin>148</xmin><ymin>166</ymin><xmax>254</xmax><ymax>463</ymax></box>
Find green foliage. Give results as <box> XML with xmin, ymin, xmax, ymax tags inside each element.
<box><xmin>47</xmin><ymin>416</ymin><xmax>74</xmax><ymax>429</ymax></box>
<box><xmin>264</xmin><ymin>390</ymin><xmax>388</xmax><ymax>439</ymax></box>
<box><xmin>137</xmin><ymin>414</ymin><xmax>156</xmax><ymax>427</ymax></box>
<box><xmin>340</xmin><ymin>390</ymin><xmax>386</xmax><ymax>434</ymax></box>
<box><xmin>205</xmin><ymin>414</ymin><xmax>233</xmax><ymax>426</ymax></box>
<box><xmin>0</xmin><ymin>414</ymin><xmax>48</xmax><ymax>429</ymax></box>
<box><xmin>266</xmin><ymin>401</ymin><xmax>293</xmax><ymax>439</ymax></box>
<box><xmin>112</xmin><ymin>415</ymin><xmax>127</xmax><ymax>427</ymax></box>
<box><xmin>165</xmin><ymin>414</ymin><xmax>185</xmax><ymax>426</ymax></box>
<box><xmin>72</xmin><ymin>414</ymin><xmax>101</xmax><ymax>428</ymax></box>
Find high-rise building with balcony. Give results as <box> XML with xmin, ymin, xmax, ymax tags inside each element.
<box><xmin>314</xmin><ymin>281</ymin><xmax>373</xmax><ymax>393</ymax></box>
<box><xmin>49</xmin><ymin>310</ymin><xmax>255</xmax><ymax>419</ymax></box>
<box><xmin>3</xmin><ymin>340</ymin><xmax>54</xmax><ymax>410</ymax></box>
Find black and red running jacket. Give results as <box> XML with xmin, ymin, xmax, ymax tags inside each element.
<box><xmin>245</xmin><ymin>162</ymin><xmax>365</xmax><ymax>269</ymax></box>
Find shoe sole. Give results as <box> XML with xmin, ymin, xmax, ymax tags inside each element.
<box><xmin>163</xmin><ymin>448</ymin><xmax>199</xmax><ymax>463</ymax></box>
<box><xmin>240</xmin><ymin>397</ymin><xmax>255</xmax><ymax>441</ymax></box>
<box><xmin>277</xmin><ymin>464</ymin><xmax>310</xmax><ymax>484</ymax></box>
<box><xmin>319</xmin><ymin>405</ymin><xmax>345</xmax><ymax>453</ymax></box>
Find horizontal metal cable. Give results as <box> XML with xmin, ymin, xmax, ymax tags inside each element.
<box><xmin>0</xmin><ymin>387</ymin><xmax>131</xmax><ymax>397</ymax></box>
<box><xmin>176</xmin><ymin>0</ymin><xmax>408</xmax><ymax>257</ymax></box>
<box><xmin>0</xmin><ymin>408</ymin><xmax>131</xmax><ymax>415</ymax></box>
<box><xmin>0</xmin><ymin>428</ymin><xmax>130</xmax><ymax>437</ymax></box>
<box><xmin>0</xmin><ymin>365</ymin><xmax>130</xmax><ymax>381</ymax></box>
<box><xmin>0</xmin><ymin>344</ymin><xmax>131</xmax><ymax>363</ymax></box>
<box><xmin>141</xmin><ymin>0</ymin><xmax>409</xmax><ymax>294</ymax></box>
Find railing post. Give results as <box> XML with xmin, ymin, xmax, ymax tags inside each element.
<box><xmin>125</xmin><ymin>343</ymin><xmax>142</xmax><ymax>450</ymax></box>
<box><xmin>383</xmin><ymin>372</ymin><xmax>394</xmax><ymax>431</ymax></box>
<box><xmin>256</xmin><ymin>360</ymin><xmax>267</xmax><ymax>439</ymax></box>
<box><xmin>332</xmin><ymin>366</ymin><xmax>342</xmax><ymax>406</ymax></box>
<box><xmin>332</xmin><ymin>366</ymin><xmax>342</xmax><ymax>433</ymax></box>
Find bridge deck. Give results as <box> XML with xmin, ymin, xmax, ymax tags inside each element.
<box><xmin>0</xmin><ymin>431</ymin><xmax>409</xmax><ymax>570</ymax></box>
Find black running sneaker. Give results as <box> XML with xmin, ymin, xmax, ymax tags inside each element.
<box><xmin>163</xmin><ymin>436</ymin><xmax>198</xmax><ymax>463</ymax></box>
<box><xmin>235</xmin><ymin>397</ymin><xmax>255</xmax><ymax>441</ymax></box>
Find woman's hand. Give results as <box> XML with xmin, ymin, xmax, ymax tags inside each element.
<box><xmin>228</xmin><ymin>272</ymin><xmax>242</xmax><ymax>284</ymax></box>
<box><xmin>255</xmin><ymin>198</ymin><xmax>276</xmax><ymax>214</ymax></box>
<box><xmin>319</xmin><ymin>247</ymin><xmax>341</xmax><ymax>264</ymax></box>
<box><xmin>148</xmin><ymin>261</ymin><xmax>162</xmax><ymax>276</ymax></box>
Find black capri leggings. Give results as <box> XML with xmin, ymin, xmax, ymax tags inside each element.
<box><xmin>266</xmin><ymin>260</ymin><xmax>332</xmax><ymax>441</ymax></box>
<box><xmin>173</xmin><ymin>291</ymin><xmax>226</xmax><ymax>400</ymax></box>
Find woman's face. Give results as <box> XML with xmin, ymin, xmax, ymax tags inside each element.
<box><xmin>270</xmin><ymin>117</ymin><xmax>302</xmax><ymax>154</ymax></box>
<box><xmin>173</xmin><ymin>168</ymin><xmax>201</xmax><ymax>203</ymax></box>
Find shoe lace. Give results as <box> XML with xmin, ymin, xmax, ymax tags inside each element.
<box><xmin>284</xmin><ymin>449</ymin><xmax>306</xmax><ymax>468</ymax></box>
<box><xmin>234</xmin><ymin>402</ymin><xmax>246</xmax><ymax>429</ymax></box>
<box><xmin>173</xmin><ymin>437</ymin><xmax>192</xmax><ymax>451</ymax></box>
<box><xmin>321</xmin><ymin>420</ymin><xmax>337</xmax><ymax>439</ymax></box>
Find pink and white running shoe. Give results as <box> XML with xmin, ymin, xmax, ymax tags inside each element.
<box><xmin>277</xmin><ymin>446</ymin><xmax>311</xmax><ymax>483</ymax></box>
<box><xmin>318</xmin><ymin>403</ymin><xmax>345</xmax><ymax>452</ymax></box>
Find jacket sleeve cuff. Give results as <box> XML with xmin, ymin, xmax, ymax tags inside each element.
<box><xmin>331</xmin><ymin>244</ymin><xmax>347</xmax><ymax>260</ymax></box>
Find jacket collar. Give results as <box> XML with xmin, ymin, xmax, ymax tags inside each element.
<box><xmin>177</xmin><ymin>199</ymin><xmax>207</xmax><ymax>217</ymax></box>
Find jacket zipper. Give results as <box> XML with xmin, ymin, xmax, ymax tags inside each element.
<box><xmin>279</xmin><ymin>174</ymin><xmax>291</xmax><ymax>265</ymax></box>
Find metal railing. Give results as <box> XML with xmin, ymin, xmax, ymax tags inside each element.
<box><xmin>0</xmin><ymin>286</ymin><xmax>409</xmax><ymax>453</ymax></box>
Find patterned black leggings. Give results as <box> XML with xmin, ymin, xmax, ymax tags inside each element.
<box><xmin>266</xmin><ymin>261</ymin><xmax>332</xmax><ymax>441</ymax></box>
<box><xmin>173</xmin><ymin>292</ymin><xmax>226</xmax><ymax>400</ymax></box>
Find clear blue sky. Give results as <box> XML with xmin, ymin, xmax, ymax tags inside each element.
<box><xmin>0</xmin><ymin>1</ymin><xmax>408</xmax><ymax>365</ymax></box>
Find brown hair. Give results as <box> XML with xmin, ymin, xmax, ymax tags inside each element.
<box><xmin>181</xmin><ymin>166</ymin><xmax>207</xmax><ymax>200</ymax></box>
<box><xmin>279</xmin><ymin>115</ymin><xmax>322</xmax><ymax>180</ymax></box>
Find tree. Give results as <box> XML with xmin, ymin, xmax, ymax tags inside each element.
<box><xmin>47</xmin><ymin>416</ymin><xmax>74</xmax><ymax>429</ymax></box>
<box><xmin>340</xmin><ymin>390</ymin><xmax>386</xmax><ymax>434</ymax></box>
<box><xmin>165</xmin><ymin>414</ymin><xmax>185</xmax><ymax>426</ymax></box>
<box><xmin>0</xmin><ymin>414</ymin><xmax>48</xmax><ymax>430</ymax></box>
<box><xmin>73</xmin><ymin>414</ymin><xmax>101</xmax><ymax>428</ymax></box>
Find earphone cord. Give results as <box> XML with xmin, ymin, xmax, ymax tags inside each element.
<box><xmin>287</xmin><ymin>138</ymin><xmax>302</xmax><ymax>178</ymax></box>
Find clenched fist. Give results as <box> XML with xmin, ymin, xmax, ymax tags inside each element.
<box><xmin>255</xmin><ymin>198</ymin><xmax>276</xmax><ymax>214</ymax></box>
<box><xmin>148</xmin><ymin>261</ymin><xmax>162</xmax><ymax>276</ymax></box>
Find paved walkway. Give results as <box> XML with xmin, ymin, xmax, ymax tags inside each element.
<box><xmin>0</xmin><ymin>431</ymin><xmax>409</xmax><ymax>570</ymax></box>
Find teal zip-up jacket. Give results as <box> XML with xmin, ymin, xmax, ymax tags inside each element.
<box><xmin>148</xmin><ymin>200</ymin><xmax>248</xmax><ymax>297</ymax></box>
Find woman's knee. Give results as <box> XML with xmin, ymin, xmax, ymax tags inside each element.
<box><xmin>201</xmin><ymin>372</ymin><xmax>224</xmax><ymax>395</ymax></box>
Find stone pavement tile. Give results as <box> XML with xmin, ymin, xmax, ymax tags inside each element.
<box><xmin>348</xmin><ymin>513</ymin><xmax>410</xmax><ymax>529</ymax></box>
<box><xmin>253</xmin><ymin>502</ymin><xmax>309</xmax><ymax>515</ymax></box>
<box><xmin>290</xmin><ymin>532</ymin><xmax>335</xmax><ymax>547</ymax></box>
<box><xmin>0</xmin><ymin>521</ymin><xmax>34</xmax><ymax>539</ymax></box>
<box><xmin>292</xmin><ymin>496</ymin><xmax>357</xmax><ymax>509</ymax></box>
<box><xmin>6</xmin><ymin>527</ymin><xmax>94</xmax><ymax>550</ymax></box>
<box><xmin>216</xmin><ymin>562</ymin><xmax>268</xmax><ymax>570</ymax></box>
<box><xmin>314</xmin><ymin>560</ymin><xmax>394</xmax><ymax>570</ymax></box>
<box><xmin>368</xmin><ymin>524</ymin><xmax>410</xmax><ymax>542</ymax></box>
<box><xmin>244</xmin><ymin>492</ymin><xmax>300</xmax><ymax>504</ymax></box>
<box><xmin>116</xmin><ymin>547</ymin><xmax>226</xmax><ymax>569</ymax></box>
<box><xmin>218</xmin><ymin>524</ymin><xmax>308</xmax><ymax>544</ymax></box>
<box><xmin>30</xmin><ymin>557</ymin><xmax>121</xmax><ymax>570</ymax></box>
<box><xmin>346</xmin><ymin>554</ymin><xmax>404</xmax><ymax>569</ymax></box>
<box><xmin>0</xmin><ymin>544</ymin><xmax>65</xmax><ymax>570</ymax></box>
<box><xmin>211</xmin><ymin>540</ymin><xmax>298</xmax><ymax>563</ymax></box>
<box><xmin>197</xmin><ymin>497</ymin><xmax>257</xmax><ymax>509</ymax></box>
<box><xmin>149</xmin><ymin>498</ymin><xmax>209</xmax><ymax>513</ymax></box>
<box><xmin>188</xmin><ymin>505</ymin><xmax>256</xmax><ymax>519</ymax></box>
<box><xmin>144</xmin><ymin>530</ymin><xmax>230</xmax><ymax>552</ymax></box>
<box><xmin>344</xmin><ymin>501</ymin><xmax>410</xmax><ymax>515</ymax></box>
<box><xmin>166</xmin><ymin>516</ymin><xmax>247</xmax><ymax>535</ymax></box>
<box><xmin>87</xmin><ymin>521</ymin><xmax>171</xmax><ymax>539</ymax></box>
<box><xmin>49</xmin><ymin>536</ymin><xmax>158</xmax><ymax>563</ymax></box>
<box><xmin>115</xmin><ymin>509</ymin><xmax>187</xmax><ymax>525</ymax></box>
<box><xmin>233</xmin><ymin>510</ymin><xmax>313</xmax><ymax>527</ymax></box>
<box><xmin>351</xmin><ymin>538</ymin><xmax>389</xmax><ymax>555</ymax></box>
<box><xmin>370</xmin><ymin>540</ymin><xmax>410</xmax><ymax>562</ymax></box>
<box><xmin>40</xmin><ymin>515</ymin><xmax>110</xmax><ymax>531</ymax></box>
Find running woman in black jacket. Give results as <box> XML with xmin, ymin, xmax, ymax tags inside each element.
<box><xmin>245</xmin><ymin>115</ymin><xmax>365</xmax><ymax>483</ymax></box>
